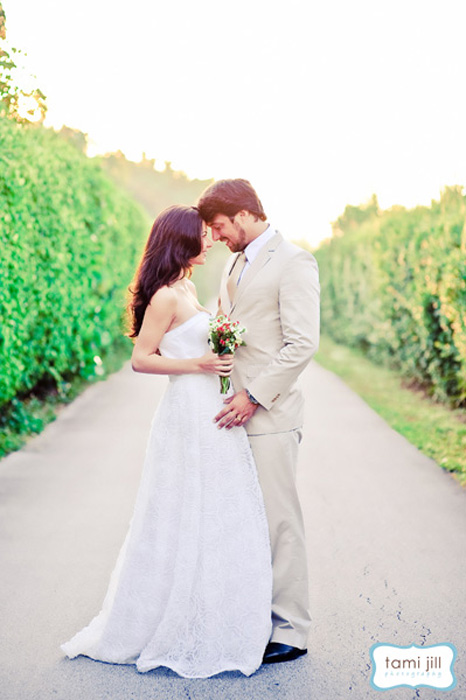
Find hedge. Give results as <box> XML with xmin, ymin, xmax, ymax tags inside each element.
<box><xmin>0</xmin><ymin>118</ymin><xmax>149</xmax><ymax>410</ymax></box>
<box><xmin>313</xmin><ymin>188</ymin><xmax>466</xmax><ymax>407</ymax></box>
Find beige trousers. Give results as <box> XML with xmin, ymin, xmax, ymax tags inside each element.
<box><xmin>248</xmin><ymin>429</ymin><xmax>311</xmax><ymax>649</ymax></box>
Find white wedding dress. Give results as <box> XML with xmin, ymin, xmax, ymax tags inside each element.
<box><xmin>61</xmin><ymin>311</ymin><xmax>273</xmax><ymax>678</ymax></box>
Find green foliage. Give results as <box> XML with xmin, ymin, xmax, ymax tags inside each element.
<box><xmin>58</xmin><ymin>125</ymin><xmax>87</xmax><ymax>153</ymax></box>
<box><xmin>315</xmin><ymin>333</ymin><xmax>466</xmax><ymax>485</ymax></box>
<box><xmin>98</xmin><ymin>151</ymin><xmax>212</xmax><ymax>220</ymax></box>
<box><xmin>333</xmin><ymin>194</ymin><xmax>379</xmax><ymax>235</ymax></box>
<box><xmin>0</xmin><ymin>334</ymin><xmax>131</xmax><ymax>458</ymax></box>
<box><xmin>0</xmin><ymin>2</ymin><xmax>47</xmax><ymax>122</ymax></box>
<box><xmin>0</xmin><ymin>117</ymin><xmax>224</xmax><ymax>454</ymax></box>
<box><xmin>0</xmin><ymin>117</ymin><xmax>149</xmax><ymax>417</ymax></box>
<box><xmin>313</xmin><ymin>186</ymin><xmax>466</xmax><ymax>407</ymax></box>
<box><xmin>98</xmin><ymin>149</ymin><xmax>229</xmax><ymax>305</ymax></box>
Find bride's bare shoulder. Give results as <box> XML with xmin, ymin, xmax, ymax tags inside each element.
<box><xmin>147</xmin><ymin>286</ymin><xmax>177</xmax><ymax>315</ymax></box>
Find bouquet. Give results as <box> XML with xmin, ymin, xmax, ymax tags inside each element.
<box><xmin>208</xmin><ymin>315</ymin><xmax>246</xmax><ymax>394</ymax></box>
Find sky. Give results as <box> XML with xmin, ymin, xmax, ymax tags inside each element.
<box><xmin>3</xmin><ymin>0</ymin><xmax>466</xmax><ymax>247</ymax></box>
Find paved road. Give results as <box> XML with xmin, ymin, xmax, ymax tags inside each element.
<box><xmin>1</xmin><ymin>361</ymin><xmax>465</xmax><ymax>700</ymax></box>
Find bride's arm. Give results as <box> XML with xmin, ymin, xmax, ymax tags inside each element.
<box><xmin>131</xmin><ymin>287</ymin><xmax>233</xmax><ymax>377</ymax></box>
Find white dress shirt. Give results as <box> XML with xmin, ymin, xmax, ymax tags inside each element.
<box><xmin>238</xmin><ymin>224</ymin><xmax>276</xmax><ymax>283</ymax></box>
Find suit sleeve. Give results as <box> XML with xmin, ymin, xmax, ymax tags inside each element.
<box><xmin>246</xmin><ymin>250</ymin><xmax>320</xmax><ymax>410</ymax></box>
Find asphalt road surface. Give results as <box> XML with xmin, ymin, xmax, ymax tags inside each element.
<box><xmin>1</xmin><ymin>360</ymin><xmax>465</xmax><ymax>700</ymax></box>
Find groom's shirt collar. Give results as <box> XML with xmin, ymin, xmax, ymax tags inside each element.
<box><xmin>243</xmin><ymin>224</ymin><xmax>275</xmax><ymax>265</ymax></box>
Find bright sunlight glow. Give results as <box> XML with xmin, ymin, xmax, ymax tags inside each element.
<box><xmin>3</xmin><ymin>0</ymin><xmax>466</xmax><ymax>247</ymax></box>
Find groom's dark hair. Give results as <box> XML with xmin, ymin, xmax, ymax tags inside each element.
<box><xmin>197</xmin><ymin>179</ymin><xmax>267</xmax><ymax>223</ymax></box>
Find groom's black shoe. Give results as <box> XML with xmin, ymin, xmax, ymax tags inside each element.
<box><xmin>262</xmin><ymin>642</ymin><xmax>307</xmax><ymax>664</ymax></box>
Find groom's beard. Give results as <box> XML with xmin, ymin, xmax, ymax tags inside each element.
<box><xmin>229</xmin><ymin>222</ymin><xmax>248</xmax><ymax>252</ymax></box>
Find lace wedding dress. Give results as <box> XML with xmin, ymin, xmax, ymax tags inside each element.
<box><xmin>61</xmin><ymin>311</ymin><xmax>272</xmax><ymax>678</ymax></box>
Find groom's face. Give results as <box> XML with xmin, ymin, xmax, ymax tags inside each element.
<box><xmin>208</xmin><ymin>213</ymin><xmax>247</xmax><ymax>252</ymax></box>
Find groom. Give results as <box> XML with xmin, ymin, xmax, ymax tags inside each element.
<box><xmin>198</xmin><ymin>179</ymin><xmax>320</xmax><ymax>664</ymax></box>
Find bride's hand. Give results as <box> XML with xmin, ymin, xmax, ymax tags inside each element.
<box><xmin>198</xmin><ymin>351</ymin><xmax>234</xmax><ymax>376</ymax></box>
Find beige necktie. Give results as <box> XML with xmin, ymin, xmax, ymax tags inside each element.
<box><xmin>226</xmin><ymin>252</ymin><xmax>247</xmax><ymax>306</ymax></box>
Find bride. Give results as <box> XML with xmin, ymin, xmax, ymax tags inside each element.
<box><xmin>61</xmin><ymin>204</ymin><xmax>272</xmax><ymax>678</ymax></box>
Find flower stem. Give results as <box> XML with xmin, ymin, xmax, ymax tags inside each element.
<box><xmin>220</xmin><ymin>376</ymin><xmax>230</xmax><ymax>394</ymax></box>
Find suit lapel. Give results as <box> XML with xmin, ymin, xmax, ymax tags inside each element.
<box><xmin>231</xmin><ymin>231</ymin><xmax>283</xmax><ymax>313</ymax></box>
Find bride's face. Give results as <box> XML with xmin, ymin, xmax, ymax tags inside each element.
<box><xmin>189</xmin><ymin>223</ymin><xmax>213</xmax><ymax>266</ymax></box>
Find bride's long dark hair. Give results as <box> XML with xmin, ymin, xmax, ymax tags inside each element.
<box><xmin>127</xmin><ymin>205</ymin><xmax>203</xmax><ymax>338</ymax></box>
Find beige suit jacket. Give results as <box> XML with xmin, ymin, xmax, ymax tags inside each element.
<box><xmin>219</xmin><ymin>231</ymin><xmax>320</xmax><ymax>435</ymax></box>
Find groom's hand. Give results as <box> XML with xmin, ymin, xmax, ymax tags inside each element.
<box><xmin>214</xmin><ymin>389</ymin><xmax>259</xmax><ymax>430</ymax></box>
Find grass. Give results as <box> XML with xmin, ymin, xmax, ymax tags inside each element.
<box><xmin>0</xmin><ymin>337</ymin><xmax>133</xmax><ymax>460</ymax></box>
<box><xmin>314</xmin><ymin>334</ymin><xmax>466</xmax><ymax>486</ymax></box>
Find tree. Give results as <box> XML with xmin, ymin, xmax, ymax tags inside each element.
<box><xmin>332</xmin><ymin>194</ymin><xmax>379</xmax><ymax>236</ymax></box>
<box><xmin>0</xmin><ymin>2</ymin><xmax>47</xmax><ymax>122</ymax></box>
<box><xmin>58</xmin><ymin>125</ymin><xmax>88</xmax><ymax>153</ymax></box>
